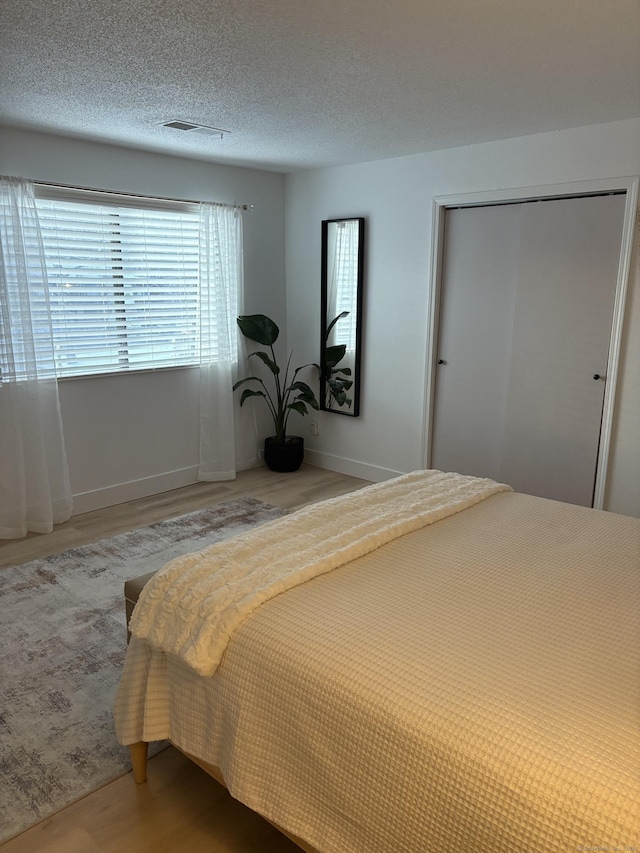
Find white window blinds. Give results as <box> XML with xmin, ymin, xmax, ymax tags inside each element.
<box><xmin>35</xmin><ymin>191</ymin><xmax>201</xmax><ymax>377</ymax></box>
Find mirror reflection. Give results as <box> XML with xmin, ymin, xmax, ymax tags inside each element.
<box><xmin>320</xmin><ymin>217</ymin><xmax>364</xmax><ymax>416</ymax></box>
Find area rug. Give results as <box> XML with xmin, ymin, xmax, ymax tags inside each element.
<box><xmin>0</xmin><ymin>497</ymin><xmax>287</xmax><ymax>842</ymax></box>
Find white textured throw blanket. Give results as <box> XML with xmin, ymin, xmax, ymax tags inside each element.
<box><xmin>129</xmin><ymin>470</ymin><xmax>510</xmax><ymax>676</ymax></box>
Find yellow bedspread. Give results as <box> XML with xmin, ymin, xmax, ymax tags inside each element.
<box><xmin>128</xmin><ymin>469</ymin><xmax>509</xmax><ymax>676</ymax></box>
<box><xmin>115</xmin><ymin>485</ymin><xmax>639</xmax><ymax>853</ymax></box>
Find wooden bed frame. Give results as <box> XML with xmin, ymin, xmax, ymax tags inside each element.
<box><xmin>129</xmin><ymin>740</ymin><xmax>317</xmax><ymax>852</ymax></box>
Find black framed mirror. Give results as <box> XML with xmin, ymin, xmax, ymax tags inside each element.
<box><xmin>320</xmin><ymin>217</ymin><xmax>365</xmax><ymax>416</ymax></box>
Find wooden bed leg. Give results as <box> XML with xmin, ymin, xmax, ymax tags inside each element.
<box><xmin>129</xmin><ymin>741</ymin><xmax>149</xmax><ymax>784</ymax></box>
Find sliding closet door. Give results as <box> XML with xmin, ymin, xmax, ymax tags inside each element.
<box><xmin>431</xmin><ymin>204</ymin><xmax>521</xmax><ymax>480</ymax></box>
<box><xmin>498</xmin><ymin>195</ymin><xmax>625</xmax><ymax>504</ymax></box>
<box><xmin>432</xmin><ymin>193</ymin><xmax>626</xmax><ymax>506</ymax></box>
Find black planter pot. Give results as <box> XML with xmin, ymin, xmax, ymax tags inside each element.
<box><xmin>264</xmin><ymin>435</ymin><xmax>304</xmax><ymax>472</ymax></box>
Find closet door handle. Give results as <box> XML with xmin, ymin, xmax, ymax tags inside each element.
<box><xmin>593</xmin><ymin>373</ymin><xmax>605</xmax><ymax>381</ymax></box>
<box><xmin>437</xmin><ymin>359</ymin><xmax>446</xmax><ymax>365</ymax></box>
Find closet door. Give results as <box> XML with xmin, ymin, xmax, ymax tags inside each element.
<box><xmin>431</xmin><ymin>193</ymin><xmax>626</xmax><ymax>506</ymax></box>
<box><xmin>430</xmin><ymin>204</ymin><xmax>522</xmax><ymax>480</ymax></box>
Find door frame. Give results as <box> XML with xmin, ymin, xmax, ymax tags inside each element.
<box><xmin>423</xmin><ymin>176</ymin><xmax>639</xmax><ymax>509</ymax></box>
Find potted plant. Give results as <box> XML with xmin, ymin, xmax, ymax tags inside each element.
<box><xmin>233</xmin><ymin>314</ymin><xmax>319</xmax><ymax>472</ymax></box>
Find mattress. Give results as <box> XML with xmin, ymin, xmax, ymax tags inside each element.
<box><xmin>115</xmin><ymin>490</ymin><xmax>640</xmax><ymax>853</ymax></box>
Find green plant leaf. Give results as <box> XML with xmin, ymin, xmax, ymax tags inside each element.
<box><xmin>287</xmin><ymin>400</ymin><xmax>309</xmax><ymax>416</ymax></box>
<box><xmin>327</xmin><ymin>375</ymin><xmax>353</xmax><ymax>408</ymax></box>
<box><xmin>237</xmin><ymin>314</ymin><xmax>279</xmax><ymax>346</ymax></box>
<box><xmin>331</xmin><ymin>378</ymin><xmax>353</xmax><ymax>392</ymax></box>
<box><xmin>326</xmin><ymin>311</ymin><xmax>349</xmax><ymax>339</ymax></box>
<box><xmin>249</xmin><ymin>350</ymin><xmax>280</xmax><ymax>374</ymax></box>
<box><xmin>327</xmin><ymin>386</ymin><xmax>352</xmax><ymax>407</ymax></box>
<box><xmin>232</xmin><ymin>376</ymin><xmax>262</xmax><ymax>390</ymax></box>
<box><xmin>289</xmin><ymin>380</ymin><xmax>318</xmax><ymax>408</ymax></box>
<box><xmin>239</xmin><ymin>388</ymin><xmax>267</xmax><ymax>406</ymax></box>
<box><xmin>324</xmin><ymin>344</ymin><xmax>347</xmax><ymax>368</ymax></box>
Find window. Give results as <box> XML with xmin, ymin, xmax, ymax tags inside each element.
<box><xmin>34</xmin><ymin>189</ymin><xmax>202</xmax><ymax>378</ymax></box>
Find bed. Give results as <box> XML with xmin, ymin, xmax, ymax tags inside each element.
<box><xmin>114</xmin><ymin>470</ymin><xmax>639</xmax><ymax>853</ymax></box>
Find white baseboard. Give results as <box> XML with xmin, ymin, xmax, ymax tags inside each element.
<box><xmin>304</xmin><ymin>449</ymin><xmax>403</xmax><ymax>483</ymax></box>
<box><xmin>70</xmin><ymin>454</ymin><xmax>401</xmax><ymax>516</ymax></box>
<box><xmin>71</xmin><ymin>465</ymin><xmax>201</xmax><ymax>515</ymax></box>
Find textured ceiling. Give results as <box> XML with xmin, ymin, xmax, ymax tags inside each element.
<box><xmin>1</xmin><ymin>0</ymin><xmax>639</xmax><ymax>173</ymax></box>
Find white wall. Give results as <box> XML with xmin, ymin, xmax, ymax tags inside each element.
<box><xmin>2</xmin><ymin>121</ymin><xmax>638</xmax><ymax>516</ymax></box>
<box><xmin>285</xmin><ymin>118</ymin><xmax>640</xmax><ymax>516</ymax></box>
<box><xmin>0</xmin><ymin>127</ymin><xmax>286</xmax><ymax>513</ymax></box>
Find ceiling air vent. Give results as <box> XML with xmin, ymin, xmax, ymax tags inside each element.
<box><xmin>160</xmin><ymin>120</ymin><xmax>228</xmax><ymax>138</ymax></box>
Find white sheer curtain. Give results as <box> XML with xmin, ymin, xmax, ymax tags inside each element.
<box><xmin>0</xmin><ymin>176</ymin><xmax>73</xmax><ymax>538</ymax></box>
<box><xmin>198</xmin><ymin>202</ymin><xmax>257</xmax><ymax>480</ymax></box>
<box><xmin>328</xmin><ymin>218</ymin><xmax>359</xmax><ymax>352</ymax></box>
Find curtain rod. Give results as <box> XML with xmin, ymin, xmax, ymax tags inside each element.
<box><xmin>34</xmin><ymin>180</ymin><xmax>253</xmax><ymax>210</ymax></box>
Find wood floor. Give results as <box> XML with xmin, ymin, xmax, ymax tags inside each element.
<box><xmin>0</xmin><ymin>465</ymin><xmax>371</xmax><ymax>852</ymax></box>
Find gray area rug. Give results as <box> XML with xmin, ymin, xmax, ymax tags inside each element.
<box><xmin>0</xmin><ymin>497</ymin><xmax>286</xmax><ymax>842</ymax></box>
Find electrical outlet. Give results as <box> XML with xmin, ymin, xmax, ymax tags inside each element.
<box><xmin>310</xmin><ymin>421</ymin><xmax>319</xmax><ymax>436</ymax></box>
